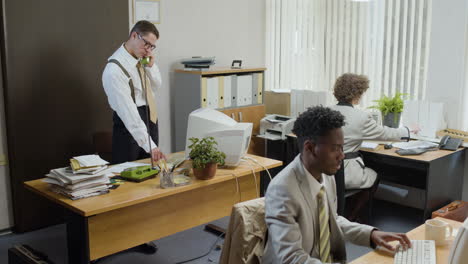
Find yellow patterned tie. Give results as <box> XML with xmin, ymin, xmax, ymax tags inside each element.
<box><xmin>318</xmin><ymin>187</ymin><xmax>332</xmax><ymax>263</ymax></box>
<box><xmin>137</xmin><ymin>63</ymin><xmax>158</xmax><ymax>123</ymax></box>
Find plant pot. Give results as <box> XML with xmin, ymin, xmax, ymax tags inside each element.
<box><xmin>192</xmin><ymin>163</ymin><xmax>217</xmax><ymax>180</ymax></box>
<box><xmin>382</xmin><ymin>112</ymin><xmax>401</xmax><ymax>128</ymax></box>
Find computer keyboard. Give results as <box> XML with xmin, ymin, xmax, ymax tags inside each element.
<box><xmin>394</xmin><ymin>240</ymin><xmax>436</xmax><ymax>264</ymax></box>
<box><xmin>396</xmin><ymin>148</ymin><xmax>433</xmax><ymax>156</ymax></box>
<box><xmin>393</xmin><ymin>140</ymin><xmax>438</xmax><ymax>150</ymax></box>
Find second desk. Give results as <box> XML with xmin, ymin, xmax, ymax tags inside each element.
<box><xmin>361</xmin><ymin>145</ymin><xmax>465</xmax><ymax>220</ymax></box>
<box><xmin>24</xmin><ymin>153</ymin><xmax>282</xmax><ymax>264</ymax></box>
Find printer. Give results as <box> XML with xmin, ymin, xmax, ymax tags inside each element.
<box><xmin>259</xmin><ymin>114</ymin><xmax>296</xmax><ymax>140</ymax></box>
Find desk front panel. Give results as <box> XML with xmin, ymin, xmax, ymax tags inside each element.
<box><xmin>88</xmin><ymin>172</ymin><xmax>260</xmax><ymax>260</ymax></box>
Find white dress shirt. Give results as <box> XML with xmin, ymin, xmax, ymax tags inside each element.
<box><xmin>102</xmin><ymin>44</ymin><xmax>162</xmax><ymax>153</ymax></box>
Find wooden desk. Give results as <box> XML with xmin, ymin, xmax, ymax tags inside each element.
<box><xmin>350</xmin><ymin>217</ymin><xmax>462</xmax><ymax>264</ymax></box>
<box><xmin>361</xmin><ymin>146</ymin><xmax>465</xmax><ymax>220</ymax></box>
<box><xmin>24</xmin><ymin>154</ymin><xmax>282</xmax><ymax>264</ymax></box>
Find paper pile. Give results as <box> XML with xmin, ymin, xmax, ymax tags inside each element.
<box><xmin>70</xmin><ymin>154</ymin><xmax>109</xmax><ymax>174</ymax></box>
<box><xmin>44</xmin><ymin>155</ymin><xmax>113</xmax><ymax>200</ymax></box>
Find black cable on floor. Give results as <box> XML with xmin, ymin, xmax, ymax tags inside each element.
<box><xmin>174</xmin><ymin>232</ymin><xmax>225</xmax><ymax>264</ymax></box>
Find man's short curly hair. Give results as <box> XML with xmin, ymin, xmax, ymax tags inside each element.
<box><xmin>292</xmin><ymin>106</ymin><xmax>345</xmax><ymax>153</ymax></box>
<box><xmin>333</xmin><ymin>73</ymin><xmax>369</xmax><ymax>103</ymax></box>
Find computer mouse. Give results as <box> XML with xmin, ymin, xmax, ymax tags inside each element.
<box><xmin>384</xmin><ymin>144</ymin><xmax>393</xmax><ymax>149</ymax></box>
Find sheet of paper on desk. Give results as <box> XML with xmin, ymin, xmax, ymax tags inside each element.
<box><xmin>103</xmin><ymin>162</ymin><xmax>151</xmax><ymax>174</ymax></box>
<box><xmin>257</xmin><ymin>133</ymin><xmax>282</xmax><ymax>141</ymax></box>
<box><xmin>410</xmin><ymin>134</ymin><xmax>440</xmax><ymax>143</ymax></box>
<box><xmin>361</xmin><ymin>141</ymin><xmax>379</xmax><ymax>150</ymax></box>
<box><xmin>73</xmin><ymin>154</ymin><xmax>109</xmax><ymax>167</ymax></box>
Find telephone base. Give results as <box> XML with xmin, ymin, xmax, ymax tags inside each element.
<box><xmin>120</xmin><ymin>165</ymin><xmax>159</xmax><ymax>182</ymax></box>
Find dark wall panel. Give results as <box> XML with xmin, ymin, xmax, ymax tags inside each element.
<box><xmin>3</xmin><ymin>0</ymin><xmax>128</xmax><ymax>231</ymax></box>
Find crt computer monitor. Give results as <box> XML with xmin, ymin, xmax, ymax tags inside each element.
<box><xmin>448</xmin><ymin>217</ymin><xmax>468</xmax><ymax>264</ymax></box>
<box><xmin>185</xmin><ymin>108</ymin><xmax>253</xmax><ymax>167</ymax></box>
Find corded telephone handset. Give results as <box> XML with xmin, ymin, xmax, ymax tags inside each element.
<box><xmin>141</xmin><ymin>57</ymin><xmax>150</xmax><ymax>65</ymax></box>
<box><xmin>439</xmin><ymin>135</ymin><xmax>463</xmax><ymax>151</ymax></box>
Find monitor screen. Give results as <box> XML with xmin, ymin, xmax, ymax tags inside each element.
<box><xmin>185</xmin><ymin>108</ymin><xmax>253</xmax><ymax>166</ymax></box>
<box><xmin>448</xmin><ymin>217</ymin><xmax>468</xmax><ymax>264</ymax></box>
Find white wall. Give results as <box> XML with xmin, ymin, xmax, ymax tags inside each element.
<box><xmin>425</xmin><ymin>0</ymin><xmax>468</xmax><ymax>129</ymax></box>
<box><xmin>130</xmin><ymin>0</ymin><xmax>266</xmax><ymax>153</ymax></box>
<box><xmin>424</xmin><ymin>0</ymin><xmax>468</xmax><ymax>200</ymax></box>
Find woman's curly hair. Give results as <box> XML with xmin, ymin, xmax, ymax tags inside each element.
<box><xmin>333</xmin><ymin>73</ymin><xmax>369</xmax><ymax>103</ymax></box>
<box><xmin>292</xmin><ymin>106</ymin><xmax>345</xmax><ymax>153</ymax></box>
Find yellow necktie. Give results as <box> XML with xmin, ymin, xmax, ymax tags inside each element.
<box><xmin>137</xmin><ymin>63</ymin><xmax>158</xmax><ymax>123</ymax></box>
<box><xmin>318</xmin><ymin>187</ymin><xmax>332</xmax><ymax>263</ymax></box>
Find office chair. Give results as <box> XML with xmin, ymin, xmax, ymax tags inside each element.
<box><xmin>219</xmin><ymin>198</ymin><xmax>267</xmax><ymax>264</ymax></box>
<box><xmin>335</xmin><ymin>159</ymin><xmax>375</xmax><ymax>223</ymax></box>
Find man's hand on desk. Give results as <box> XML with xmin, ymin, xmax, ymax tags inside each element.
<box><xmin>370</xmin><ymin>230</ymin><xmax>412</xmax><ymax>251</ymax></box>
<box><xmin>151</xmin><ymin>147</ymin><xmax>166</xmax><ymax>162</ymax></box>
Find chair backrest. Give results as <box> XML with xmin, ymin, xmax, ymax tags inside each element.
<box><xmin>334</xmin><ymin>160</ymin><xmax>346</xmax><ymax>216</ymax></box>
<box><xmin>219</xmin><ymin>198</ymin><xmax>267</xmax><ymax>264</ymax></box>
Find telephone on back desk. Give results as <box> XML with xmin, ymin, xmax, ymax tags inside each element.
<box><xmin>395</xmin><ymin>135</ymin><xmax>462</xmax><ymax>156</ymax></box>
<box><xmin>439</xmin><ymin>135</ymin><xmax>463</xmax><ymax>151</ymax></box>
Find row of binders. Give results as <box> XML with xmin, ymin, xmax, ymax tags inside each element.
<box><xmin>202</xmin><ymin>73</ymin><xmax>263</xmax><ymax>109</ymax></box>
<box><xmin>43</xmin><ymin>155</ymin><xmax>113</xmax><ymax>200</ymax></box>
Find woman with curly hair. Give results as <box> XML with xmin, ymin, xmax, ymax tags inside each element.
<box><xmin>330</xmin><ymin>73</ymin><xmax>411</xmax><ymax>222</ymax></box>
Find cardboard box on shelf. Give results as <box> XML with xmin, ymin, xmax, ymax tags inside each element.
<box><xmin>264</xmin><ymin>90</ymin><xmax>291</xmax><ymax>116</ymax></box>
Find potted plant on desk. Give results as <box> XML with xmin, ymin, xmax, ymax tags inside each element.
<box><xmin>369</xmin><ymin>92</ymin><xmax>407</xmax><ymax>128</ymax></box>
<box><xmin>188</xmin><ymin>136</ymin><xmax>226</xmax><ymax>180</ymax></box>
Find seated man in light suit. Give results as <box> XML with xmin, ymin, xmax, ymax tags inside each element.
<box><xmin>263</xmin><ymin>106</ymin><xmax>411</xmax><ymax>264</ymax></box>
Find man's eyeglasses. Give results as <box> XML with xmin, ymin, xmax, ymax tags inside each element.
<box><xmin>138</xmin><ymin>34</ymin><xmax>156</xmax><ymax>50</ymax></box>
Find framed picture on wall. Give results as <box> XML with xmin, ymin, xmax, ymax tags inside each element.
<box><xmin>133</xmin><ymin>0</ymin><xmax>160</xmax><ymax>24</ymax></box>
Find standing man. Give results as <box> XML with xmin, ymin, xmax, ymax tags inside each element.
<box><xmin>263</xmin><ymin>106</ymin><xmax>411</xmax><ymax>264</ymax></box>
<box><xmin>102</xmin><ymin>20</ymin><xmax>165</xmax><ymax>165</ymax></box>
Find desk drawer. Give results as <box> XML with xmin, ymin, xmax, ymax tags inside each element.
<box><xmin>362</xmin><ymin>152</ymin><xmax>428</xmax><ymax>171</ymax></box>
<box><xmin>363</xmin><ymin>153</ymin><xmax>428</xmax><ymax>189</ymax></box>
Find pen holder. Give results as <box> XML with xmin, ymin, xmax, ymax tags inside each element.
<box><xmin>160</xmin><ymin>171</ymin><xmax>174</xmax><ymax>189</ymax></box>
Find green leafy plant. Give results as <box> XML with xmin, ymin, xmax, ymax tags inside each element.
<box><xmin>369</xmin><ymin>92</ymin><xmax>407</xmax><ymax>116</ymax></box>
<box><xmin>188</xmin><ymin>137</ymin><xmax>226</xmax><ymax>169</ymax></box>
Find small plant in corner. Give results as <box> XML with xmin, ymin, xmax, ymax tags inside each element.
<box><xmin>188</xmin><ymin>137</ymin><xmax>226</xmax><ymax>169</ymax></box>
<box><xmin>369</xmin><ymin>92</ymin><xmax>407</xmax><ymax>116</ymax></box>
<box><xmin>369</xmin><ymin>92</ymin><xmax>408</xmax><ymax>128</ymax></box>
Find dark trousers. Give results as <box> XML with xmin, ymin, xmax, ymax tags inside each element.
<box><xmin>112</xmin><ymin>106</ymin><xmax>159</xmax><ymax>164</ymax></box>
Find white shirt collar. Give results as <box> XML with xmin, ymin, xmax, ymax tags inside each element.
<box><xmin>111</xmin><ymin>44</ymin><xmax>139</xmax><ymax>68</ymax></box>
<box><xmin>301</xmin><ymin>161</ymin><xmax>324</xmax><ymax>195</ymax></box>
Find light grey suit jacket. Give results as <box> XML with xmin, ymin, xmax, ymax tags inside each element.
<box><xmin>330</xmin><ymin>104</ymin><xmax>409</xmax><ymax>189</ymax></box>
<box><xmin>263</xmin><ymin>155</ymin><xmax>375</xmax><ymax>264</ymax></box>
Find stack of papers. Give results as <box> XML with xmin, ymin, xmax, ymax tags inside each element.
<box><xmin>44</xmin><ymin>155</ymin><xmax>113</xmax><ymax>200</ymax></box>
<box><xmin>361</xmin><ymin>141</ymin><xmax>379</xmax><ymax>150</ymax></box>
<box><xmin>70</xmin><ymin>154</ymin><xmax>109</xmax><ymax>174</ymax></box>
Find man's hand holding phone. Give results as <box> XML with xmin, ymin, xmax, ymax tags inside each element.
<box><xmin>141</xmin><ymin>54</ymin><xmax>155</xmax><ymax>67</ymax></box>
